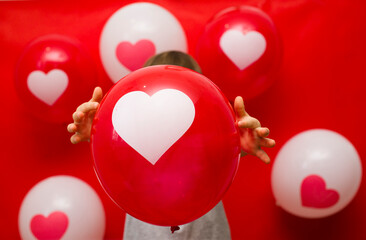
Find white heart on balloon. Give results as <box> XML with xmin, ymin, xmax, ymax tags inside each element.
<box><xmin>27</xmin><ymin>69</ymin><xmax>69</xmax><ymax>106</ymax></box>
<box><xmin>219</xmin><ymin>29</ymin><xmax>266</xmax><ymax>70</ymax></box>
<box><xmin>112</xmin><ymin>89</ymin><xmax>195</xmax><ymax>165</ymax></box>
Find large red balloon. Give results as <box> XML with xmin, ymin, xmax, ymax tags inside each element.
<box><xmin>15</xmin><ymin>35</ymin><xmax>96</xmax><ymax>123</ymax></box>
<box><xmin>91</xmin><ymin>65</ymin><xmax>240</xmax><ymax>226</ymax></box>
<box><xmin>196</xmin><ymin>6</ymin><xmax>282</xmax><ymax>100</ymax></box>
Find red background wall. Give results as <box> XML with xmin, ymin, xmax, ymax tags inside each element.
<box><xmin>1</xmin><ymin>0</ymin><xmax>365</xmax><ymax>239</ymax></box>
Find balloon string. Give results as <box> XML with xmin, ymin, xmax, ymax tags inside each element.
<box><xmin>170</xmin><ymin>226</ymin><xmax>180</xmax><ymax>233</ymax></box>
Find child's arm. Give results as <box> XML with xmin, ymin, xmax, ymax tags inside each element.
<box><xmin>234</xmin><ymin>96</ymin><xmax>276</xmax><ymax>164</ymax></box>
<box><xmin>67</xmin><ymin>87</ymin><xmax>103</xmax><ymax>144</ymax></box>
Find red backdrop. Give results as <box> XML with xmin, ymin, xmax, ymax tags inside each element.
<box><xmin>0</xmin><ymin>0</ymin><xmax>365</xmax><ymax>239</ymax></box>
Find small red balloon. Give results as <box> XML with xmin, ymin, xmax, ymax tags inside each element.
<box><xmin>15</xmin><ymin>35</ymin><xmax>96</xmax><ymax>123</ymax></box>
<box><xmin>91</xmin><ymin>65</ymin><xmax>240</xmax><ymax>226</ymax></box>
<box><xmin>196</xmin><ymin>6</ymin><xmax>282</xmax><ymax>100</ymax></box>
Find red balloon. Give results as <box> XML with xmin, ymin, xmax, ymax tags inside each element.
<box><xmin>15</xmin><ymin>35</ymin><xmax>96</xmax><ymax>123</ymax></box>
<box><xmin>196</xmin><ymin>6</ymin><xmax>282</xmax><ymax>100</ymax></box>
<box><xmin>91</xmin><ymin>65</ymin><xmax>240</xmax><ymax>226</ymax></box>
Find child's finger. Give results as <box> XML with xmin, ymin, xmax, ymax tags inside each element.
<box><xmin>255</xmin><ymin>127</ymin><xmax>270</xmax><ymax>137</ymax></box>
<box><xmin>90</xmin><ymin>87</ymin><xmax>103</xmax><ymax>102</ymax></box>
<box><xmin>256</xmin><ymin>149</ymin><xmax>270</xmax><ymax>164</ymax></box>
<box><xmin>76</xmin><ymin>102</ymin><xmax>99</xmax><ymax>113</ymax></box>
<box><xmin>259</xmin><ymin>138</ymin><xmax>276</xmax><ymax>148</ymax></box>
<box><xmin>238</xmin><ymin>116</ymin><xmax>261</xmax><ymax>129</ymax></box>
<box><xmin>72</xmin><ymin>111</ymin><xmax>85</xmax><ymax>124</ymax></box>
<box><xmin>67</xmin><ymin>123</ymin><xmax>78</xmax><ymax>133</ymax></box>
<box><xmin>234</xmin><ymin>96</ymin><xmax>247</xmax><ymax>118</ymax></box>
<box><xmin>70</xmin><ymin>134</ymin><xmax>82</xmax><ymax>144</ymax></box>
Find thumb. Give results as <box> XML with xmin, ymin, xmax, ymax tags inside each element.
<box><xmin>90</xmin><ymin>87</ymin><xmax>103</xmax><ymax>103</ymax></box>
<box><xmin>234</xmin><ymin>96</ymin><xmax>247</xmax><ymax>119</ymax></box>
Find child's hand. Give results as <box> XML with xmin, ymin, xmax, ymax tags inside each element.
<box><xmin>234</xmin><ymin>96</ymin><xmax>276</xmax><ymax>164</ymax></box>
<box><xmin>67</xmin><ymin>87</ymin><xmax>103</xmax><ymax>144</ymax></box>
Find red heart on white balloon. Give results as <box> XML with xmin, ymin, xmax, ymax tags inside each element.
<box><xmin>220</xmin><ymin>29</ymin><xmax>266</xmax><ymax>70</ymax></box>
<box><xmin>301</xmin><ymin>175</ymin><xmax>339</xmax><ymax>208</ymax></box>
<box><xmin>116</xmin><ymin>39</ymin><xmax>156</xmax><ymax>71</ymax></box>
<box><xmin>30</xmin><ymin>211</ymin><xmax>69</xmax><ymax>240</ymax></box>
<box><xmin>112</xmin><ymin>89</ymin><xmax>195</xmax><ymax>165</ymax></box>
<box><xmin>27</xmin><ymin>69</ymin><xmax>69</xmax><ymax>106</ymax></box>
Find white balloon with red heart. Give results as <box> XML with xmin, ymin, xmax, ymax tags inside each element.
<box><xmin>18</xmin><ymin>176</ymin><xmax>105</xmax><ymax>240</ymax></box>
<box><xmin>271</xmin><ymin>129</ymin><xmax>362</xmax><ymax>218</ymax></box>
<box><xmin>99</xmin><ymin>2</ymin><xmax>187</xmax><ymax>83</ymax></box>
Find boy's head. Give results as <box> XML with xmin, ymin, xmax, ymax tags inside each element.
<box><xmin>143</xmin><ymin>51</ymin><xmax>202</xmax><ymax>74</ymax></box>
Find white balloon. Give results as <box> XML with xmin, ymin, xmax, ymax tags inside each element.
<box><xmin>18</xmin><ymin>175</ymin><xmax>105</xmax><ymax>240</ymax></box>
<box><xmin>100</xmin><ymin>2</ymin><xmax>187</xmax><ymax>83</ymax></box>
<box><xmin>271</xmin><ymin>129</ymin><xmax>362</xmax><ymax>218</ymax></box>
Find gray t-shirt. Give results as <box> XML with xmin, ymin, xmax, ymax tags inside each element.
<box><xmin>123</xmin><ymin>201</ymin><xmax>231</xmax><ymax>240</ymax></box>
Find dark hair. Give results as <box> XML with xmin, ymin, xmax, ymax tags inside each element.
<box><xmin>143</xmin><ymin>51</ymin><xmax>202</xmax><ymax>74</ymax></box>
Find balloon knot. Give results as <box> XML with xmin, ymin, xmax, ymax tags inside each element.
<box><xmin>171</xmin><ymin>225</ymin><xmax>180</xmax><ymax>233</ymax></box>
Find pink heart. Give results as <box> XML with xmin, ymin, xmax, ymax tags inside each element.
<box><xmin>30</xmin><ymin>211</ymin><xmax>69</xmax><ymax>240</ymax></box>
<box><xmin>301</xmin><ymin>175</ymin><xmax>339</xmax><ymax>208</ymax></box>
<box><xmin>116</xmin><ymin>39</ymin><xmax>156</xmax><ymax>71</ymax></box>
